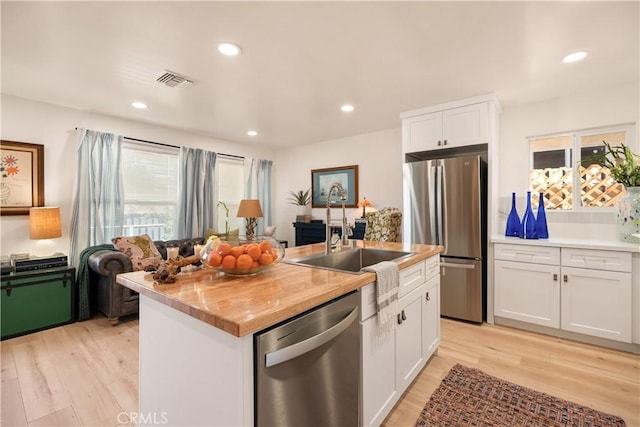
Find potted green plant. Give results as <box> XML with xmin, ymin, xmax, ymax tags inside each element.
<box><xmin>583</xmin><ymin>142</ymin><xmax>640</xmax><ymax>187</ymax></box>
<box><xmin>288</xmin><ymin>189</ymin><xmax>311</xmax><ymax>216</ymax></box>
<box><xmin>583</xmin><ymin>142</ymin><xmax>640</xmax><ymax>242</ymax></box>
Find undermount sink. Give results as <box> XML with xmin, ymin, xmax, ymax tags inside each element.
<box><xmin>285</xmin><ymin>248</ymin><xmax>414</xmax><ymax>274</ymax></box>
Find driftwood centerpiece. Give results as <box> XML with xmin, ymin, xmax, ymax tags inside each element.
<box><xmin>153</xmin><ymin>254</ymin><xmax>201</xmax><ymax>284</ymax></box>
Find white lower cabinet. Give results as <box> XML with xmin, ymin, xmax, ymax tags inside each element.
<box><xmin>422</xmin><ymin>275</ymin><xmax>440</xmax><ymax>360</ymax></box>
<box><xmin>561</xmin><ymin>266</ymin><xmax>631</xmax><ymax>342</ymax></box>
<box><xmin>494</xmin><ymin>260</ymin><xmax>560</xmax><ymax>328</ymax></box>
<box><xmin>361</xmin><ymin>257</ymin><xmax>441</xmax><ymax>427</ymax></box>
<box><xmin>494</xmin><ymin>243</ymin><xmax>633</xmax><ymax>344</ymax></box>
<box><xmin>361</xmin><ymin>309</ymin><xmax>397</xmax><ymax>427</ymax></box>
<box><xmin>395</xmin><ymin>285</ymin><xmax>427</xmax><ymax>393</ymax></box>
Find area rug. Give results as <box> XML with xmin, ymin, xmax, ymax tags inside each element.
<box><xmin>416</xmin><ymin>364</ymin><xmax>626</xmax><ymax>427</ymax></box>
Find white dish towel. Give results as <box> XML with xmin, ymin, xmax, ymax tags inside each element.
<box><xmin>363</xmin><ymin>261</ymin><xmax>399</xmax><ymax>328</ymax></box>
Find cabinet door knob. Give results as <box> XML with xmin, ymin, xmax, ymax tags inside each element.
<box><xmin>401</xmin><ymin>310</ymin><xmax>406</xmax><ymax>321</ymax></box>
<box><xmin>437</xmin><ymin>140</ymin><xmax>442</xmax><ymax>146</ymax></box>
<box><xmin>563</xmin><ymin>274</ymin><xmax>568</xmax><ymax>282</ymax></box>
<box><xmin>397</xmin><ymin>313</ymin><xmax>403</xmax><ymax>325</ymax></box>
<box><xmin>443</xmin><ymin>139</ymin><xmax>448</xmax><ymax>145</ymax></box>
<box><xmin>426</xmin><ymin>292</ymin><xmax>430</xmax><ymax>301</ymax></box>
<box><xmin>553</xmin><ymin>273</ymin><xmax>558</xmax><ymax>281</ymax></box>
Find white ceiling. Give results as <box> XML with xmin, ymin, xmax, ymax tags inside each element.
<box><xmin>2</xmin><ymin>1</ymin><xmax>638</xmax><ymax>149</ymax></box>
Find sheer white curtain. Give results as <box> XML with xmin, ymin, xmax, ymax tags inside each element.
<box><xmin>69</xmin><ymin>128</ymin><xmax>124</xmax><ymax>268</ymax></box>
<box><xmin>177</xmin><ymin>147</ymin><xmax>217</xmax><ymax>238</ymax></box>
<box><xmin>244</xmin><ymin>158</ymin><xmax>273</xmax><ymax>236</ymax></box>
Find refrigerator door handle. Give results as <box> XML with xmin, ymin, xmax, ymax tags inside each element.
<box><xmin>434</xmin><ymin>164</ymin><xmax>443</xmax><ymax>245</ymax></box>
<box><xmin>441</xmin><ymin>262</ymin><xmax>476</xmax><ymax>269</ymax></box>
<box><xmin>429</xmin><ymin>164</ymin><xmax>439</xmax><ymax>244</ymax></box>
<box><xmin>437</xmin><ymin>163</ymin><xmax>447</xmax><ymax>248</ymax></box>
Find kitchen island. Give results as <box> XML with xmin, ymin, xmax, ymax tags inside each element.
<box><xmin>117</xmin><ymin>240</ymin><xmax>443</xmax><ymax>426</ymax></box>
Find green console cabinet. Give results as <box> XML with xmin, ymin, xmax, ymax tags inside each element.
<box><xmin>1</xmin><ymin>267</ymin><xmax>76</xmax><ymax>340</ymax></box>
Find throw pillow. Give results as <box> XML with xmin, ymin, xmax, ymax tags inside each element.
<box><xmin>112</xmin><ymin>234</ymin><xmax>162</xmax><ymax>271</ymax></box>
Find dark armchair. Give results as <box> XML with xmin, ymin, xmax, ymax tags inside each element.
<box><xmin>86</xmin><ymin>237</ymin><xmax>205</xmax><ymax>324</ymax></box>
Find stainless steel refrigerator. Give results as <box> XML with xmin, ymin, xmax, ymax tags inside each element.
<box><xmin>403</xmin><ymin>151</ymin><xmax>487</xmax><ymax>322</ymax></box>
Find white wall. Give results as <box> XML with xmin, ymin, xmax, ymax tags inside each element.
<box><xmin>497</xmin><ymin>82</ymin><xmax>639</xmax><ymax>239</ymax></box>
<box><xmin>274</xmin><ymin>128</ymin><xmax>403</xmax><ymax>247</ymax></box>
<box><xmin>0</xmin><ymin>94</ymin><xmax>274</xmax><ymax>257</ymax></box>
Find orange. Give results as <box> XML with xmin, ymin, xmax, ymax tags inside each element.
<box><xmin>207</xmin><ymin>252</ymin><xmax>222</xmax><ymax>267</ymax></box>
<box><xmin>246</xmin><ymin>243</ymin><xmax>262</xmax><ymax>260</ymax></box>
<box><xmin>221</xmin><ymin>255</ymin><xmax>237</xmax><ymax>269</ymax></box>
<box><xmin>217</xmin><ymin>242</ymin><xmax>232</xmax><ymax>256</ymax></box>
<box><xmin>259</xmin><ymin>241</ymin><xmax>272</xmax><ymax>253</ymax></box>
<box><xmin>236</xmin><ymin>254</ymin><xmax>253</xmax><ymax>269</ymax></box>
<box><xmin>252</xmin><ymin>261</ymin><xmax>259</xmax><ymax>269</ymax></box>
<box><xmin>259</xmin><ymin>252</ymin><xmax>274</xmax><ymax>265</ymax></box>
<box><xmin>230</xmin><ymin>245</ymin><xmax>245</xmax><ymax>258</ymax></box>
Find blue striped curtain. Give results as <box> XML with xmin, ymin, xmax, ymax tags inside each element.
<box><xmin>177</xmin><ymin>147</ymin><xmax>217</xmax><ymax>238</ymax></box>
<box><xmin>244</xmin><ymin>158</ymin><xmax>273</xmax><ymax>235</ymax></box>
<box><xmin>69</xmin><ymin>129</ymin><xmax>124</xmax><ymax>268</ymax></box>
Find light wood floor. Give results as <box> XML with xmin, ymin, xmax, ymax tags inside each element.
<box><xmin>2</xmin><ymin>316</ymin><xmax>638</xmax><ymax>427</ymax></box>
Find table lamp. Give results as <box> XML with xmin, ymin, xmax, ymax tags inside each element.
<box><xmin>357</xmin><ymin>197</ymin><xmax>376</xmax><ymax>218</ymax></box>
<box><xmin>236</xmin><ymin>199</ymin><xmax>263</xmax><ymax>240</ymax></box>
<box><xmin>29</xmin><ymin>206</ymin><xmax>62</xmax><ymax>256</ymax></box>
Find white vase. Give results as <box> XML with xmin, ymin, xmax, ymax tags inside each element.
<box><xmin>296</xmin><ymin>205</ymin><xmax>309</xmax><ymax>216</ymax></box>
<box><xmin>615</xmin><ymin>186</ymin><xmax>640</xmax><ymax>243</ymax></box>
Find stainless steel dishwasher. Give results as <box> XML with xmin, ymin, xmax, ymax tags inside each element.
<box><xmin>255</xmin><ymin>291</ymin><xmax>360</xmax><ymax>427</ymax></box>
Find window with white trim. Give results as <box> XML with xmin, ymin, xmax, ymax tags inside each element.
<box><xmin>122</xmin><ymin>140</ymin><xmax>179</xmax><ymax>240</ymax></box>
<box><xmin>215</xmin><ymin>155</ymin><xmax>244</xmax><ymax>234</ymax></box>
<box><xmin>529</xmin><ymin>124</ymin><xmax>634</xmax><ymax>210</ymax></box>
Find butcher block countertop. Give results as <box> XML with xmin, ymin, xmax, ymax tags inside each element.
<box><xmin>117</xmin><ymin>240</ymin><xmax>443</xmax><ymax>337</ymax></box>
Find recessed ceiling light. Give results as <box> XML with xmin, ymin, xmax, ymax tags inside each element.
<box><xmin>218</xmin><ymin>43</ymin><xmax>241</xmax><ymax>56</ymax></box>
<box><xmin>562</xmin><ymin>51</ymin><xmax>588</xmax><ymax>63</ymax></box>
<box><xmin>247</xmin><ymin>130</ymin><xmax>258</xmax><ymax>137</ymax></box>
<box><xmin>131</xmin><ymin>101</ymin><xmax>147</xmax><ymax>109</ymax></box>
<box><xmin>341</xmin><ymin>104</ymin><xmax>354</xmax><ymax>112</ymax></box>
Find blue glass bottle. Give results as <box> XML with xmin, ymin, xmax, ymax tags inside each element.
<box><xmin>505</xmin><ymin>192</ymin><xmax>521</xmax><ymax>237</ymax></box>
<box><xmin>521</xmin><ymin>191</ymin><xmax>538</xmax><ymax>239</ymax></box>
<box><xmin>536</xmin><ymin>192</ymin><xmax>549</xmax><ymax>239</ymax></box>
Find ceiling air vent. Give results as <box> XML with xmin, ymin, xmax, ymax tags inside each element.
<box><xmin>156</xmin><ymin>70</ymin><xmax>193</xmax><ymax>88</ymax></box>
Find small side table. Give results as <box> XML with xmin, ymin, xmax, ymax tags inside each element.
<box><xmin>1</xmin><ymin>266</ymin><xmax>76</xmax><ymax>340</ymax></box>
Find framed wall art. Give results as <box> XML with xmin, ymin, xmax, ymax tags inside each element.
<box><xmin>0</xmin><ymin>140</ymin><xmax>44</xmax><ymax>215</ymax></box>
<box><xmin>311</xmin><ymin>165</ymin><xmax>359</xmax><ymax>208</ymax></box>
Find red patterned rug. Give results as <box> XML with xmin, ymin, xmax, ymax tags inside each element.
<box><xmin>416</xmin><ymin>364</ymin><xmax>626</xmax><ymax>426</ymax></box>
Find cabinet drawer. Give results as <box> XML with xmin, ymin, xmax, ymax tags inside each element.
<box><xmin>561</xmin><ymin>248</ymin><xmax>631</xmax><ymax>272</ymax></box>
<box><xmin>360</xmin><ymin>258</ymin><xmax>434</xmax><ymax>321</ymax></box>
<box><xmin>424</xmin><ymin>255</ymin><xmax>440</xmax><ymax>282</ymax></box>
<box><xmin>360</xmin><ymin>283</ymin><xmax>376</xmax><ymax>322</ymax></box>
<box><xmin>399</xmin><ymin>260</ymin><xmax>427</xmax><ymax>298</ymax></box>
<box><xmin>494</xmin><ymin>243</ymin><xmax>560</xmax><ymax>265</ymax></box>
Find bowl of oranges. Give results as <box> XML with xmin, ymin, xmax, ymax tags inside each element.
<box><xmin>200</xmin><ymin>236</ymin><xmax>285</xmax><ymax>276</ymax></box>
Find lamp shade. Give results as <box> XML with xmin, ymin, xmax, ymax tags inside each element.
<box><xmin>29</xmin><ymin>207</ymin><xmax>62</xmax><ymax>239</ymax></box>
<box><xmin>236</xmin><ymin>199</ymin><xmax>263</xmax><ymax>218</ymax></box>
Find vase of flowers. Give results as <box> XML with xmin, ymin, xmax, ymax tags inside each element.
<box><xmin>288</xmin><ymin>189</ymin><xmax>311</xmax><ymax>216</ymax></box>
<box><xmin>584</xmin><ymin>142</ymin><xmax>640</xmax><ymax>243</ymax></box>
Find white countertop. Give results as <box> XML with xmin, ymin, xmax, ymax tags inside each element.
<box><xmin>491</xmin><ymin>235</ymin><xmax>640</xmax><ymax>253</ymax></box>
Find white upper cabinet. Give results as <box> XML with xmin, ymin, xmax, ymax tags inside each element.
<box><xmin>442</xmin><ymin>103</ymin><xmax>488</xmax><ymax>147</ymax></box>
<box><xmin>401</xmin><ymin>101</ymin><xmax>489</xmax><ymax>153</ymax></box>
<box><xmin>402</xmin><ymin>112</ymin><xmax>443</xmax><ymax>152</ymax></box>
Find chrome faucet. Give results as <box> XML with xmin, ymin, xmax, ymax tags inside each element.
<box><xmin>325</xmin><ymin>182</ymin><xmax>353</xmax><ymax>254</ymax></box>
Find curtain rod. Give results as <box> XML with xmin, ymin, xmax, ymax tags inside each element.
<box><xmin>74</xmin><ymin>128</ymin><xmax>244</xmax><ymax>159</ymax></box>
